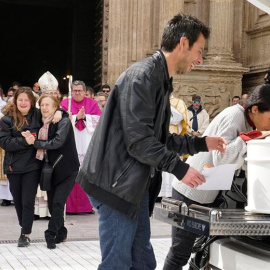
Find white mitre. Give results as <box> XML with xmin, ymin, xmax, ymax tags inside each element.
<box><xmin>38</xmin><ymin>71</ymin><xmax>58</xmax><ymax>92</ymax></box>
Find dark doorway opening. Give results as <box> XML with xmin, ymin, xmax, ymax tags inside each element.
<box><xmin>0</xmin><ymin>0</ymin><xmax>101</xmax><ymax>94</ymax></box>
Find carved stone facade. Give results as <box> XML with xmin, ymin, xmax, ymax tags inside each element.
<box><xmin>101</xmin><ymin>0</ymin><xmax>110</xmax><ymax>84</ymax></box>
<box><xmin>242</xmin><ymin>3</ymin><xmax>270</xmax><ymax>92</ymax></box>
<box><xmin>173</xmin><ymin>68</ymin><xmax>245</xmax><ymax>120</ymax></box>
<box><xmin>101</xmin><ymin>0</ymin><xmax>270</xmax><ymax>119</ymax></box>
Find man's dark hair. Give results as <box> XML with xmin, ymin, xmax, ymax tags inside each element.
<box><xmin>86</xmin><ymin>86</ymin><xmax>95</xmax><ymax>94</ymax></box>
<box><xmin>161</xmin><ymin>13</ymin><xmax>210</xmax><ymax>52</ymax></box>
<box><xmin>192</xmin><ymin>94</ymin><xmax>201</xmax><ymax>102</ymax></box>
<box><xmin>232</xmin><ymin>96</ymin><xmax>240</xmax><ymax>100</ymax></box>
<box><xmin>11</xmin><ymin>81</ymin><xmax>20</xmax><ymax>87</ymax></box>
<box><xmin>101</xmin><ymin>84</ymin><xmax>110</xmax><ymax>91</ymax></box>
<box><xmin>7</xmin><ymin>87</ymin><xmax>15</xmax><ymax>93</ymax></box>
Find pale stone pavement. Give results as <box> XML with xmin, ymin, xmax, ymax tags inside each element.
<box><xmin>0</xmin><ymin>202</ymin><xmax>189</xmax><ymax>270</ymax></box>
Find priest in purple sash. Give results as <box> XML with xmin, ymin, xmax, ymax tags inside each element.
<box><xmin>61</xmin><ymin>80</ymin><xmax>101</xmax><ymax>213</ymax></box>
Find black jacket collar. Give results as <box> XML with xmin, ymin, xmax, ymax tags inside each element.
<box><xmin>154</xmin><ymin>50</ymin><xmax>173</xmax><ymax>95</ymax></box>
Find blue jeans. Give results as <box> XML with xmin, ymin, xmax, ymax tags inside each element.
<box><xmin>90</xmin><ymin>194</ymin><xmax>156</xmax><ymax>270</ymax></box>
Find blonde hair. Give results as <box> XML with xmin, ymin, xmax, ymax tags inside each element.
<box><xmin>38</xmin><ymin>93</ymin><xmax>60</xmax><ymax>110</ymax></box>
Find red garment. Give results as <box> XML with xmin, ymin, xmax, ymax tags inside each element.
<box><xmin>66</xmin><ymin>183</ymin><xmax>93</xmax><ymax>213</ymax></box>
<box><xmin>61</xmin><ymin>97</ymin><xmax>101</xmax><ymax>131</ymax></box>
<box><xmin>61</xmin><ymin>97</ymin><xmax>101</xmax><ymax>213</ymax></box>
<box><xmin>239</xmin><ymin>130</ymin><xmax>262</xmax><ymax>141</ymax></box>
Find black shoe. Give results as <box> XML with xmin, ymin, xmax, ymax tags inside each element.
<box><xmin>46</xmin><ymin>237</ymin><xmax>56</xmax><ymax>249</ymax></box>
<box><xmin>18</xmin><ymin>234</ymin><xmax>30</xmax><ymax>247</ymax></box>
<box><xmin>55</xmin><ymin>235</ymin><xmax>67</xmax><ymax>244</ymax></box>
<box><xmin>55</xmin><ymin>227</ymin><xmax>67</xmax><ymax>244</ymax></box>
<box><xmin>1</xmin><ymin>200</ymin><xmax>11</xmax><ymax>206</ymax></box>
<box><xmin>34</xmin><ymin>214</ymin><xmax>40</xmax><ymax>220</ymax></box>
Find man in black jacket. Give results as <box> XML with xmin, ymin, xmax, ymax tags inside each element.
<box><xmin>77</xmin><ymin>14</ymin><xmax>227</xmax><ymax>270</ymax></box>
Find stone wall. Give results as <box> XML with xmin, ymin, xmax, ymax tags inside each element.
<box><xmin>175</xmin><ymin>0</ymin><xmax>248</xmax><ymax>117</ymax></box>
<box><xmin>242</xmin><ymin>2</ymin><xmax>270</xmax><ymax>92</ymax></box>
<box><xmin>103</xmin><ymin>0</ymin><xmax>270</xmax><ymax>118</ymax></box>
<box><xmin>105</xmin><ymin>0</ymin><xmax>184</xmax><ymax>84</ymax></box>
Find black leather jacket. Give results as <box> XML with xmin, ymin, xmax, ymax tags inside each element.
<box><xmin>77</xmin><ymin>50</ymin><xmax>208</xmax><ymax>219</ymax></box>
<box><xmin>34</xmin><ymin>117</ymin><xmax>79</xmax><ymax>185</ymax></box>
<box><xmin>0</xmin><ymin>108</ymin><xmax>43</xmax><ymax>174</ymax></box>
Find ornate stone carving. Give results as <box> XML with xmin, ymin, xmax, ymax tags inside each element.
<box><xmin>173</xmin><ymin>83</ymin><xmax>232</xmax><ymax>120</ymax></box>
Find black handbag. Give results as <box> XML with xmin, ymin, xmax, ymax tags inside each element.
<box><xmin>40</xmin><ymin>153</ymin><xmax>63</xmax><ymax>191</ymax></box>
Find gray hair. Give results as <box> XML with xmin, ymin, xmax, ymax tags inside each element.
<box><xmin>72</xmin><ymin>80</ymin><xmax>86</xmax><ymax>90</ymax></box>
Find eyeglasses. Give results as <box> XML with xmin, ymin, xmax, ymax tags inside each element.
<box><xmin>102</xmin><ymin>90</ymin><xmax>110</xmax><ymax>93</ymax></box>
<box><xmin>72</xmin><ymin>90</ymin><xmax>84</xmax><ymax>93</ymax></box>
<box><xmin>193</xmin><ymin>101</ymin><xmax>200</xmax><ymax>104</ymax></box>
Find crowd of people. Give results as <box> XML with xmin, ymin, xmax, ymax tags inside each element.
<box><xmin>1</xmin><ymin>12</ymin><xmax>270</xmax><ymax>270</ymax></box>
<box><xmin>0</xmin><ymin>74</ymin><xmax>110</xmax><ymax>249</ymax></box>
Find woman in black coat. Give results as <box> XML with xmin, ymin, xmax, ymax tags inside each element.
<box><xmin>23</xmin><ymin>93</ymin><xmax>80</xmax><ymax>249</ymax></box>
<box><xmin>0</xmin><ymin>87</ymin><xmax>43</xmax><ymax>247</ymax></box>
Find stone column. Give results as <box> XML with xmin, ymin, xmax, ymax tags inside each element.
<box><xmin>159</xmin><ymin>0</ymin><xmax>184</xmax><ymax>41</ymax></box>
<box><xmin>172</xmin><ymin>0</ymin><xmax>249</xmax><ymax>120</ymax></box>
<box><xmin>106</xmin><ymin>0</ymin><xmax>185</xmax><ymax>86</ymax></box>
<box><xmin>206</xmin><ymin>0</ymin><xmax>235</xmax><ymax>64</ymax></box>
<box><xmin>106</xmin><ymin>0</ymin><xmax>155</xmax><ymax>85</ymax></box>
<box><xmin>107</xmin><ymin>0</ymin><xmax>129</xmax><ymax>84</ymax></box>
